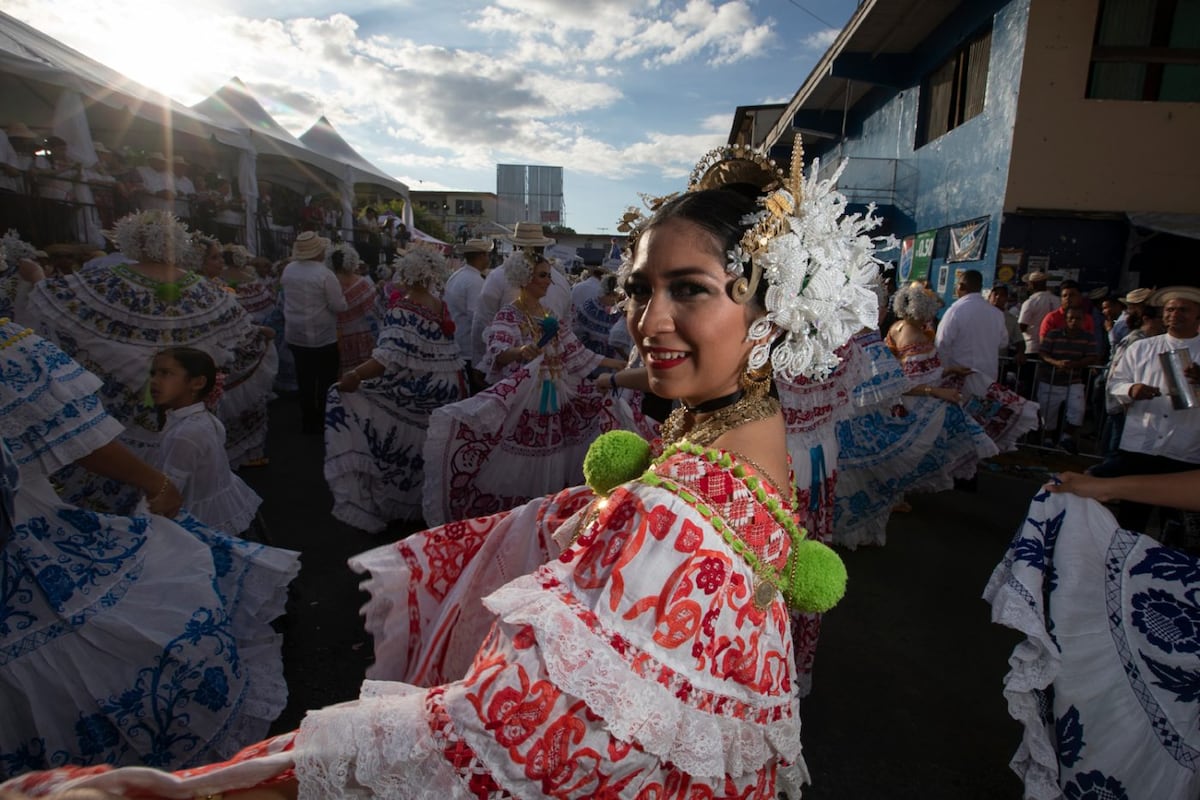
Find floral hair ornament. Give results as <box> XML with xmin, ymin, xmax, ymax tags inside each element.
<box><xmin>501</xmin><ymin>248</ymin><xmax>539</xmax><ymax>288</ymax></box>
<box><xmin>327</xmin><ymin>241</ymin><xmax>362</xmax><ymax>273</ymax></box>
<box><xmin>394</xmin><ymin>245</ymin><xmax>449</xmax><ymax>290</ymax></box>
<box><xmin>692</xmin><ymin>136</ymin><xmax>893</xmax><ymax>381</ymax></box>
<box><xmin>1</xmin><ymin>230</ymin><xmax>39</xmax><ymax>267</ymax></box>
<box><xmin>892</xmin><ymin>281</ymin><xmax>941</xmax><ymax>323</ymax></box>
<box><xmin>106</xmin><ymin>211</ymin><xmax>191</xmax><ymax>267</ymax></box>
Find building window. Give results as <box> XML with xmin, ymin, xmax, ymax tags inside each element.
<box><xmin>916</xmin><ymin>26</ymin><xmax>992</xmax><ymax>147</ymax></box>
<box><xmin>455</xmin><ymin>199</ymin><xmax>484</xmax><ymax>216</ymax></box>
<box><xmin>1087</xmin><ymin>0</ymin><xmax>1200</xmax><ymax>102</ymax></box>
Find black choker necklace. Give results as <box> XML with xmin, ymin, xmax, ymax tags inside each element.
<box><xmin>684</xmin><ymin>389</ymin><xmax>744</xmax><ymax>414</ymax></box>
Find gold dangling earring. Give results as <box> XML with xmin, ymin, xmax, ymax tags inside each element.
<box><xmin>740</xmin><ymin>359</ymin><xmax>772</xmax><ymax>402</ymax></box>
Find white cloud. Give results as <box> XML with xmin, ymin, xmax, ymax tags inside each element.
<box><xmin>4</xmin><ymin>0</ymin><xmax>776</xmax><ymax>197</ymax></box>
<box><xmin>803</xmin><ymin>27</ymin><xmax>841</xmax><ymax>50</ymax></box>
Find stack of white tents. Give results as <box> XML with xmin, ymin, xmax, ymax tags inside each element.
<box><xmin>0</xmin><ymin>10</ymin><xmax>413</xmax><ymax>252</ymax></box>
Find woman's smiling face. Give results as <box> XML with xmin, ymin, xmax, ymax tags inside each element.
<box><xmin>624</xmin><ymin>218</ymin><xmax>756</xmax><ymax>407</ymax></box>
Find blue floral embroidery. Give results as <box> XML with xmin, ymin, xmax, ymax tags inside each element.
<box><xmin>1131</xmin><ymin>546</ymin><xmax>1200</xmax><ymax>586</ymax></box>
<box><xmin>1063</xmin><ymin>770</ymin><xmax>1128</xmax><ymax>800</ymax></box>
<box><xmin>1131</xmin><ymin>588</ymin><xmax>1200</xmax><ymax>654</ymax></box>
<box><xmin>194</xmin><ymin>666</ymin><xmax>230</xmax><ymax>711</ymax></box>
<box><xmin>74</xmin><ymin>714</ymin><xmax>120</xmax><ymax>756</ymax></box>
<box><xmin>35</xmin><ymin>564</ymin><xmax>75</xmax><ymax>609</ymax></box>
<box><xmin>1056</xmin><ymin>705</ymin><xmax>1085</xmax><ymax>767</ymax></box>
<box><xmin>1140</xmin><ymin>653</ymin><xmax>1200</xmax><ymax>704</ymax></box>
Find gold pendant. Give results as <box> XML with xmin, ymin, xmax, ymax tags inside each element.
<box><xmin>753</xmin><ymin>577</ymin><xmax>776</xmax><ymax>610</ymax></box>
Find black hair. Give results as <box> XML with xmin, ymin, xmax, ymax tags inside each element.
<box><xmin>960</xmin><ymin>270</ymin><xmax>983</xmax><ymax>292</ymax></box>
<box><xmin>1142</xmin><ymin>304</ymin><xmax>1161</xmax><ymax>320</ymax></box>
<box><xmin>1060</xmin><ymin>279</ymin><xmax>1081</xmax><ymax>291</ymax></box>
<box><xmin>222</xmin><ymin>248</ymin><xmax>239</xmax><ymax>268</ymax></box>
<box><xmin>330</xmin><ymin>247</ymin><xmax>358</xmax><ymax>273</ymax></box>
<box><xmin>600</xmin><ymin>274</ymin><xmax>619</xmax><ymax>294</ymax></box>
<box><xmin>632</xmin><ymin>188</ymin><xmax>767</xmax><ymax>308</ymax></box>
<box><xmin>157</xmin><ymin>346</ymin><xmax>217</xmax><ymax>400</ymax></box>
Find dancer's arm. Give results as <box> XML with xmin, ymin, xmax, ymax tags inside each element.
<box><xmin>1046</xmin><ymin>470</ymin><xmax>1200</xmax><ymax>511</ymax></box>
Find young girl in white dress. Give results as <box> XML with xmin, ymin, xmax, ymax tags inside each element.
<box><xmin>150</xmin><ymin>346</ymin><xmax>264</xmax><ymax>537</ymax></box>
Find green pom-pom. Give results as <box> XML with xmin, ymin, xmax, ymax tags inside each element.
<box><xmin>584</xmin><ymin>430</ymin><xmax>652</xmax><ymax>496</ymax></box>
<box><xmin>782</xmin><ymin>539</ymin><xmax>847</xmax><ymax>613</ymax></box>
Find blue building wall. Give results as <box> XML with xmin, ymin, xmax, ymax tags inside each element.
<box><xmin>811</xmin><ymin>0</ymin><xmax>1031</xmax><ymax>307</ymax></box>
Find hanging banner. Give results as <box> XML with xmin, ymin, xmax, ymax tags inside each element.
<box><xmin>948</xmin><ymin>218</ymin><xmax>989</xmax><ymax>262</ymax></box>
<box><xmin>910</xmin><ymin>230</ymin><xmax>936</xmax><ymax>282</ymax></box>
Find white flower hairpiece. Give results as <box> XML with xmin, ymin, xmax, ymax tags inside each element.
<box><xmin>107</xmin><ymin>211</ymin><xmax>191</xmax><ymax>266</ymax></box>
<box><xmin>729</xmin><ymin>140</ymin><xmax>896</xmax><ymax>381</ymax></box>
<box><xmin>394</xmin><ymin>245</ymin><xmax>449</xmax><ymax>290</ymax></box>
<box><xmin>502</xmin><ymin>249</ymin><xmax>538</xmax><ymax>288</ymax></box>
<box><xmin>223</xmin><ymin>243</ymin><xmax>250</xmax><ymax>269</ymax></box>
<box><xmin>327</xmin><ymin>242</ymin><xmax>361</xmax><ymax>273</ymax></box>
<box><xmin>183</xmin><ymin>232</ymin><xmax>218</xmax><ymax>270</ymax></box>
<box><xmin>2</xmin><ymin>230</ymin><xmax>39</xmax><ymax>268</ymax></box>
<box><xmin>892</xmin><ymin>282</ymin><xmax>941</xmax><ymax>322</ymax></box>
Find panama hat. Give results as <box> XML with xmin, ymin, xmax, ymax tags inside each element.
<box><xmin>1149</xmin><ymin>285</ymin><xmax>1200</xmax><ymax>307</ymax></box>
<box><xmin>291</xmin><ymin>230</ymin><xmax>330</xmax><ymax>261</ymax></box>
<box><xmin>462</xmin><ymin>238</ymin><xmax>493</xmax><ymax>254</ymax></box>
<box><xmin>1121</xmin><ymin>287</ymin><xmax>1153</xmax><ymax>305</ymax></box>
<box><xmin>508</xmin><ymin>221</ymin><xmax>554</xmax><ymax>247</ymax></box>
<box><xmin>1025</xmin><ymin>271</ymin><xmax>1048</xmax><ymax>283</ymax></box>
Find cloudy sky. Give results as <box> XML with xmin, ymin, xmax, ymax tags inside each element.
<box><xmin>7</xmin><ymin>0</ymin><xmax>851</xmax><ymax>234</ymax></box>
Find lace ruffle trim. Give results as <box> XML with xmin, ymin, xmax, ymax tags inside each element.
<box><xmin>484</xmin><ymin>575</ymin><xmax>803</xmax><ymax>778</ymax></box>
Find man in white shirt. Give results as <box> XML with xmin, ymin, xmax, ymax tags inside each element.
<box><xmin>280</xmin><ymin>232</ymin><xmax>347</xmax><ymax>433</ymax></box>
<box><xmin>470</xmin><ymin>222</ymin><xmax>571</xmax><ymax>368</ymax></box>
<box><xmin>1018</xmin><ymin>271</ymin><xmax>1058</xmax><ymax>356</ymax></box>
<box><xmin>445</xmin><ymin>237</ymin><xmax>492</xmax><ymax>392</ymax></box>
<box><xmin>934</xmin><ymin>269</ymin><xmax>1009</xmax><ymax>398</ymax></box>
<box><xmin>136</xmin><ymin>152</ymin><xmax>174</xmax><ymax>212</ymax></box>
<box><xmin>1099</xmin><ymin>285</ymin><xmax>1200</xmax><ymax>531</ymax></box>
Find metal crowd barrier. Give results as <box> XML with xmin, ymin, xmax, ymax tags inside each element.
<box><xmin>996</xmin><ymin>353</ymin><xmax>1110</xmax><ymax>457</ymax></box>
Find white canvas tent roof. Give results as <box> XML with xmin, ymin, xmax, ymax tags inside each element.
<box><xmin>299</xmin><ymin>116</ymin><xmax>409</xmax><ymax>198</ymax></box>
<box><xmin>191</xmin><ymin>77</ymin><xmax>346</xmax><ymax>196</ymax></box>
<box><xmin>0</xmin><ymin>10</ymin><xmax>246</xmax><ymax>158</ymax></box>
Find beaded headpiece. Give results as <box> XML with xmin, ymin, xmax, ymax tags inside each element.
<box><xmin>693</xmin><ymin>136</ymin><xmax>892</xmax><ymax>381</ymax></box>
<box><xmin>222</xmin><ymin>243</ymin><xmax>250</xmax><ymax>269</ymax></box>
<box><xmin>394</xmin><ymin>245</ymin><xmax>449</xmax><ymax>290</ymax></box>
<box><xmin>106</xmin><ymin>210</ymin><xmax>192</xmax><ymax>266</ymax></box>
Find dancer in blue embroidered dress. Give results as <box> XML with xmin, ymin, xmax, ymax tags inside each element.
<box><xmin>834</xmin><ymin>284</ymin><xmax>998</xmax><ymax>549</ymax></box>
<box><xmin>986</xmin><ymin>469</ymin><xmax>1200</xmax><ymax>800</ymax></box>
<box><xmin>323</xmin><ymin>249</ymin><xmax>467</xmax><ymax>532</ymax></box>
<box><xmin>18</xmin><ymin>211</ymin><xmax>278</xmax><ymax>513</ymax></box>
<box><xmin>0</xmin><ymin>318</ymin><xmax>300</xmax><ymax>779</ymax></box>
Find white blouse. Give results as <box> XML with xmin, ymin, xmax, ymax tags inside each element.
<box><xmin>154</xmin><ymin>403</ymin><xmax>262</xmax><ymax>535</ymax></box>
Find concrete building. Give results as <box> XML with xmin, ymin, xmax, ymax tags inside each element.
<box><xmin>409</xmin><ymin>190</ymin><xmax>500</xmax><ymax>244</ymax></box>
<box><xmin>738</xmin><ymin>0</ymin><xmax>1199</xmax><ymax>305</ymax></box>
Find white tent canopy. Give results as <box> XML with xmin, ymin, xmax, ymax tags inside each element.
<box><xmin>299</xmin><ymin>115</ymin><xmax>412</xmax><ymax>229</ymax></box>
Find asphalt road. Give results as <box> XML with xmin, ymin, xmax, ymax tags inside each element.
<box><xmin>241</xmin><ymin>395</ymin><xmax>1053</xmax><ymax>799</ymax></box>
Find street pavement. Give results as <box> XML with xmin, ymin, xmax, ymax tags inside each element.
<box><xmin>241</xmin><ymin>396</ymin><xmax>1075</xmax><ymax>799</ymax></box>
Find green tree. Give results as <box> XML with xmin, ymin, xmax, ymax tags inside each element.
<box><xmin>411</xmin><ymin>205</ymin><xmax>449</xmax><ymax>242</ymax></box>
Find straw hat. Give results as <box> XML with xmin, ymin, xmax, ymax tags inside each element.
<box><xmin>93</xmin><ymin>141</ymin><xmax>111</xmax><ymax>154</ymax></box>
<box><xmin>173</xmin><ymin>155</ymin><xmax>189</xmax><ymax>167</ymax></box>
<box><xmin>508</xmin><ymin>221</ymin><xmax>554</xmax><ymax>247</ymax></box>
<box><xmin>148</xmin><ymin>152</ymin><xmax>167</xmax><ymax>165</ymax></box>
<box><xmin>1087</xmin><ymin>286</ymin><xmax>1109</xmax><ymax>301</ymax></box>
<box><xmin>1121</xmin><ymin>287</ymin><xmax>1153</xmax><ymax>305</ymax></box>
<box><xmin>1025</xmin><ymin>271</ymin><xmax>1048</xmax><ymax>283</ymax></box>
<box><xmin>461</xmin><ymin>238</ymin><xmax>493</xmax><ymax>254</ymax></box>
<box><xmin>291</xmin><ymin>231</ymin><xmax>330</xmax><ymax>261</ymax></box>
<box><xmin>1149</xmin><ymin>285</ymin><xmax>1200</xmax><ymax>307</ymax></box>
